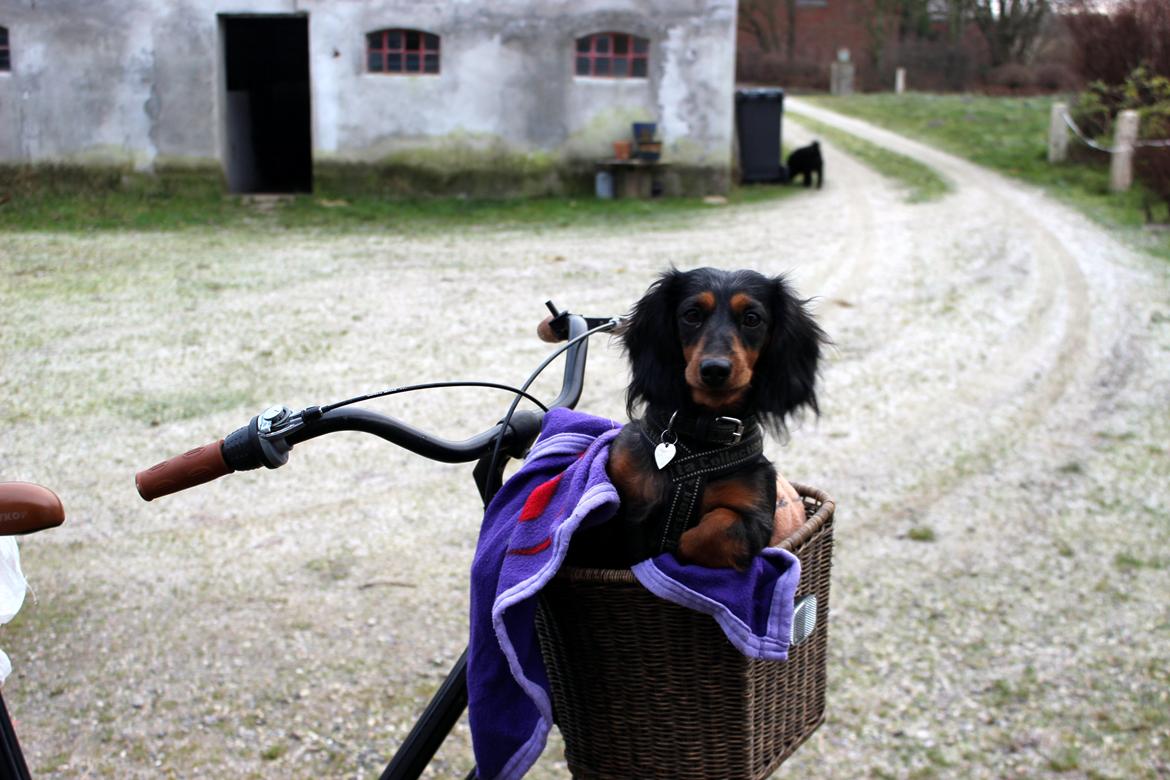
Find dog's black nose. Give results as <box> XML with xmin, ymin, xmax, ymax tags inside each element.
<box><xmin>699</xmin><ymin>358</ymin><xmax>732</xmax><ymax>387</ymax></box>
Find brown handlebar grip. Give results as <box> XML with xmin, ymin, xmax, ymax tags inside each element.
<box><xmin>537</xmin><ymin>315</ymin><xmax>563</xmax><ymax>343</ymax></box>
<box><xmin>136</xmin><ymin>440</ymin><xmax>232</xmax><ymax>502</ymax></box>
<box><xmin>0</xmin><ymin>482</ymin><xmax>65</xmax><ymax>535</ymax></box>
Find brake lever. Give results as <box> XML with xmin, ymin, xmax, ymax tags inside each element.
<box><xmin>540</xmin><ymin>301</ymin><xmax>620</xmax><ymax>343</ymax></box>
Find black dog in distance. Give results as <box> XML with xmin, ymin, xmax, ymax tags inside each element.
<box><xmin>786</xmin><ymin>141</ymin><xmax>823</xmax><ymax>189</ymax></box>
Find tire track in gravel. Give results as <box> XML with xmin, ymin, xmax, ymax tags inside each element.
<box><xmin>781</xmin><ymin>121</ymin><xmax>882</xmax><ymax>306</ymax></box>
<box><xmin>785</xmin><ymin>99</ymin><xmax>1097</xmax><ymax>519</ymax></box>
<box><xmin>778</xmin><ymin>99</ymin><xmax>1167</xmax><ymax>780</ymax></box>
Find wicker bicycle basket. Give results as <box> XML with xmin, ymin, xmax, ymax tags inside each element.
<box><xmin>535</xmin><ymin>484</ymin><xmax>835</xmax><ymax>780</ymax></box>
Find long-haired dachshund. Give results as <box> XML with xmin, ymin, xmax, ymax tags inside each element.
<box><xmin>572</xmin><ymin>267</ymin><xmax>825</xmax><ymax>570</ymax></box>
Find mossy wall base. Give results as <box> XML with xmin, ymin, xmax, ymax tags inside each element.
<box><xmin>1</xmin><ymin>160</ymin><xmax>730</xmax><ymax>200</ymax></box>
<box><xmin>0</xmin><ymin>163</ymin><xmax>226</xmax><ymax>199</ymax></box>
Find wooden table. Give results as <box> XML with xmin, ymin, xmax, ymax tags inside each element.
<box><xmin>596</xmin><ymin>158</ymin><xmax>670</xmax><ymax>198</ymax></box>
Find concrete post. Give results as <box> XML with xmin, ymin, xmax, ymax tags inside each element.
<box><xmin>895</xmin><ymin>67</ymin><xmax>906</xmax><ymax>94</ymax></box>
<box><xmin>1047</xmin><ymin>102</ymin><xmax>1068</xmax><ymax>164</ymax></box>
<box><xmin>830</xmin><ymin>62</ymin><xmax>855</xmax><ymax>96</ymax></box>
<box><xmin>1110</xmin><ymin>109</ymin><xmax>1139</xmax><ymax>192</ymax></box>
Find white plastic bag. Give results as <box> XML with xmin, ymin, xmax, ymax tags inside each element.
<box><xmin>0</xmin><ymin>537</ymin><xmax>29</xmax><ymax>683</ymax></box>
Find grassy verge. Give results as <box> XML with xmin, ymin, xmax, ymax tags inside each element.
<box><xmin>274</xmin><ymin>184</ymin><xmax>796</xmax><ymax>233</ymax></box>
<box><xmin>804</xmin><ymin>93</ymin><xmax>1170</xmax><ymax>259</ymax></box>
<box><xmin>786</xmin><ymin>109</ymin><xmax>952</xmax><ymax>203</ymax></box>
<box><xmin>0</xmin><ymin>177</ymin><xmax>797</xmax><ymax>233</ymax></box>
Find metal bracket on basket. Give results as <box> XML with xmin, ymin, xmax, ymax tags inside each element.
<box><xmin>790</xmin><ymin>595</ymin><xmax>818</xmax><ymax>647</ymax></box>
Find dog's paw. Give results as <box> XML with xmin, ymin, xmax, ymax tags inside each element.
<box><xmin>678</xmin><ymin>509</ymin><xmax>753</xmax><ymax>569</ymax></box>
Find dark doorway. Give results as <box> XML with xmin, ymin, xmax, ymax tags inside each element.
<box><xmin>221</xmin><ymin>15</ymin><xmax>312</xmax><ymax>193</ymax></box>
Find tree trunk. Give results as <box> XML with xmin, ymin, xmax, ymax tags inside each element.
<box><xmin>786</xmin><ymin>0</ymin><xmax>798</xmax><ymax>62</ymax></box>
<box><xmin>973</xmin><ymin>0</ymin><xmax>1050</xmax><ymax>66</ymax></box>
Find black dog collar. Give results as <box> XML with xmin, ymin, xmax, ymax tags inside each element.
<box><xmin>674</xmin><ymin>414</ymin><xmax>746</xmax><ymax>446</ymax></box>
<box><xmin>646</xmin><ymin>409</ymin><xmax>753</xmax><ymax>448</ymax></box>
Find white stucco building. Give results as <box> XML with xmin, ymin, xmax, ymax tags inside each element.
<box><xmin>0</xmin><ymin>1</ymin><xmax>739</xmax><ymax>195</ymax></box>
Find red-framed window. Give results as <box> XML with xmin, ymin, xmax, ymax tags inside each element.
<box><xmin>367</xmin><ymin>28</ymin><xmax>440</xmax><ymax>75</ymax></box>
<box><xmin>575</xmin><ymin>32</ymin><xmax>648</xmax><ymax>78</ymax></box>
<box><xmin>0</xmin><ymin>27</ymin><xmax>10</xmax><ymax>72</ymax></box>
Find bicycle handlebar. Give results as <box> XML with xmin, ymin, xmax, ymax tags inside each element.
<box><xmin>281</xmin><ymin>407</ymin><xmax>544</xmax><ymax>462</ymax></box>
<box><xmin>135</xmin><ymin>440</ymin><xmax>231</xmax><ymax>502</ymax></box>
<box><xmin>135</xmin><ymin>307</ymin><xmax>616</xmax><ymax>502</ymax></box>
<box><xmin>537</xmin><ymin>316</ymin><xmax>560</xmax><ymax>344</ymax></box>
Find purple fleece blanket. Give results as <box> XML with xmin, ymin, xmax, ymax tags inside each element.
<box><xmin>467</xmin><ymin>408</ymin><xmax>802</xmax><ymax>780</ymax></box>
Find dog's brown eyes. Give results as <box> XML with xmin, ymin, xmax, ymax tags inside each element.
<box><xmin>743</xmin><ymin>312</ymin><xmax>763</xmax><ymax>328</ymax></box>
<box><xmin>681</xmin><ymin>308</ymin><xmax>704</xmax><ymax>326</ymax></box>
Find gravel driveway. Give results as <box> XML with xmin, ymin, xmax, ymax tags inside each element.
<box><xmin>2</xmin><ymin>102</ymin><xmax>1168</xmax><ymax>779</ymax></box>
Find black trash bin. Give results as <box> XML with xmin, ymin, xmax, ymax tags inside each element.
<box><xmin>735</xmin><ymin>88</ymin><xmax>785</xmax><ymax>184</ymax></box>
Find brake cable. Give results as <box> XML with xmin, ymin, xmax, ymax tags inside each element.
<box><xmin>482</xmin><ymin>317</ymin><xmax>620</xmax><ymax>503</ymax></box>
<box><xmin>321</xmin><ymin>381</ymin><xmax>550</xmax><ymax>414</ymax></box>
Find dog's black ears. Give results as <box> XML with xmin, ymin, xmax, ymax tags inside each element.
<box><xmin>618</xmin><ymin>269</ymin><xmax>690</xmax><ymax>415</ymax></box>
<box><xmin>753</xmin><ymin>276</ymin><xmax>827</xmax><ymax>435</ymax></box>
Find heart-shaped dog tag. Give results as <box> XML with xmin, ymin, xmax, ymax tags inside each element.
<box><xmin>654</xmin><ymin>441</ymin><xmax>676</xmax><ymax>470</ymax></box>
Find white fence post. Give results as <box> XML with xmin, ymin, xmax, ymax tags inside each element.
<box><xmin>1048</xmin><ymin>102</ymin><xmax>1068</xmax><ymax>163</ymax></box>
<box><xmin>1110</xmin><ymin>109</ymin><xmax>1139</xmax><ymax>192</ymax></box>
<box><xmin>895</xmin><ymin>67</ymin><xmax>906</xmax><ymax>94</ymax></box>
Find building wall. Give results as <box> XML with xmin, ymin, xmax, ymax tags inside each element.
<box><xmin>0</xmin><ymin>0</ymin><xmax>737</xmax><ymax>190</ymax></box>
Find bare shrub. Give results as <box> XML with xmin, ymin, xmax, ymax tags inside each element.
<box><xmin>737</xmin><ymin>51</ymin><xmax>827</xmax><ymax>91</ymax></box>
<box><xmin>1033</xmin><ymin>63</ymin><xmax>1080</xmax><ymax>92</ymax></box>
<box><xmin>878</xmin><ymin>39</ymin><xmax>981</xmax><ymax>92</ymax></box>
<box><xmin>987</xmin><ymin>62</ymin><xmax>1036</xmax><ymax>92</ymax></box>
<box><xmin>1064</xmin><ymin>0</ymin><xmax>1170</xmax><ymax>85</ymax></box>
